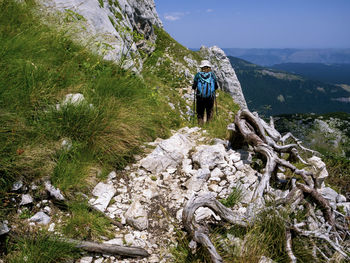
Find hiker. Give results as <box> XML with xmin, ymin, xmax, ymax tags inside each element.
<box><xmin>192</xmin><ymin>60</ymin><xmax>218</xmax><ymax>125</ymax></box>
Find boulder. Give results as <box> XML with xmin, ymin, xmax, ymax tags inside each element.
<box><xmin>192</xmin><ymin>144</ymin><xmax>227</xmax><ymax>170</ymax></box>
<box><xmin>90</xmin><ymin>182</ymin><xmax>116</xmax><ymax>212</ymax></box>
<box><xmin>319</xmin><ymin>187</ymin><xmax>338</xmax><ymax>203</ymax></box>
<box><xmin>140</xmin><ymin>131</ymin><xmax>194</xmax><ymax>174</ymax></box>
<box><xmin>125</xmin><ymin>200</ymin><xmax>148</xmax><ymax>230</ymax></box>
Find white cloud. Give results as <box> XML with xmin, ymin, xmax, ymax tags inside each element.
<box><xmin>206</xmin><ymin>9</ymin><xmax>214</xmax><ymax>13</ymax></box>
<box><xmin>164</xmin><ymin>12</ymin><xmax>187</xmax><ymax>21</ymax></box>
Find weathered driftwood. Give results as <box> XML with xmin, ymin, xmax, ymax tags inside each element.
<box><xmin>181</xmin><ymin>109</ymin><xmax>349</xmax><ymax>262</ymax></box>
<box><xmin>66</xmin><ymin>238</ymin><xmax>149</xmax><ymax>258</ymax></box>
<box><xmin>182</xmin><ymin>193</ymin><xmax>249</xmax><ymax>263</ymax></box>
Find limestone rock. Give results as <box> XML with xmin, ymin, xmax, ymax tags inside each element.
<box><xmin>30</xmin><ymin>212</ymin><xmax>51</xmax><ymax>225</ymax></box>
<box><xmin>20</xmin><ymin>194</ymin><xmax>33</xmax><ymax>206</ymax></box>
<box><xmin>125</xmin><ymin>200</ymin><xmax>148</xmax><ymax>230</ymax></box>
<box><xmin>90</xmin><ymin>182</ymin><xmax>116</xmax><ymax>212</ymax></box>
<box><xmin>140</xmin><ymin>130</ymin><xmax>194</xmax><ymax>173</ymax></box>
<box><xmin>12</xmin><ymin>180</ymin><xmax>23</xmax><ymax>191</ymax></box>
<box><xmin>194</xmin><ymin>207</ymin><xmax>220</xmax><ymax>222</ymax></box>
<box><xmin>192</xmin><ymin>144</ymin><xmax>227</xmax><ymax>170</ymax></box>
<box><xmin>319</xmin><ymin>187</ymin><xmax>338</xmax><ymax>202</ymax></box>
<box><xmin>62</xmin><ymin>93</ymin><xmax>85</xmax><ymax>106</ymax></box>
<box><xmin>0</xmin><ymin>221</ymin><xmax>10</xmax><ymax>236</ymax></box>
<box><xmin>308</xmin><ymin>156</ymin><xmax>328</xmax><ymax>188</ymax></box>
<box><xmin>79</xmin><ymin>257</ymin><xmax>93</xmax><ymax>263</ymax></box>
<box><xmin>200</xmin><ymin>46</ymin><xmax>247</xmax><ymax>109</ymax></box>
<box><xmin>45</xmin><ymin>181</ymin><xmax>65</xmax><ymax>201</ymax></box>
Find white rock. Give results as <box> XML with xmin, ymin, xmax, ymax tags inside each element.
<box><xmin>234</xmin><ymin>160</ymin><xmax>244</xmax><ymax>170</ymax></box>
<box><xmin>140</xmin><ymin>132</ymin><xmax>194</xmax><ymax>173</ymax></box>
<box><xmin>93</xmin><ymin>258</ymin><xmax>103</xmax><ymax>263</ymax></box>
<box><xmin>0</xmin><ymin>222</ymin><xmax>10</xmax><ymax>236</ymax></box>
<box><xmin>45</xmin><ymin>181</ymin><xmax>65</xmax><ymax>201</ymax></box>
<box><xmin>192</xmin><ymin>144</ymin><xmax>227</xmax><ymax>170</ymax></box>
<box><xmin>43</xmin><ymin>206</ymin><xmax>52</xmax><ymax>214</ymax></box>
<box><xmin>90</xmin><ymin>182</ymin><xmax>116</xmax><ymax>212</ymax></box>
<box><xmin>48</xmin><ymin>223</ymin><xmax>55</xmax><ymax>232</ymax></box>
<box><xmin>319</xmin><ymin>187</ymin><xmax>338</xmax><ymax>202</ymax></box>
<box><xmin>107</xmin><ymin>171</ymin><xmax>117</xmax><ymax>181</ymax></box>
<box><xmin>176</xmin><ymin>209</ymin><xmax>183</xmax><ymax>221</ymax></box>
<box><xmin>308</xmin><ymin>156</ymin><xmax>328</xmax><ymax>188</ymax></box>
<box><xmin>259</xmin><ymin>256</ymin><xmax>275</xmax><ymax>263</ymax></box>
<box><xmin>125</xmin><ymin>200</ymin><xmax>148</xmax><ymax>230</ymax></box>
<box><xmin>211</xmin><ymin>167</ymin><xmax>224</xmax><ymax>179</ymax></box>
<box><xmin>29</xmin><ymin>212</ymin><xmax>51</xmax><ymax>225</ymax></box>
<box><xmin>124</xmin><ymin>233</ymin><xmax>134</xmax><ymax>245</ymax></box>
<box><xmin>62</xmin><ymin>93</ymin><xmax>85</xmax><ymax>105</ymax></box>
<box><xmin>337</xmin><ymin>194</ymin><xmax>347</xmax><ymax>203</ymax></box>
<box><xmin>79</xmin><ymin>257</ymin><xmax>93</xmax><ymax>263</ymax></box>
<box><xmin>20</xmin><ymin>194</ymin><xmax>33</xmax><ymax>206</ymax></box>
<box><xmin>12</xmin><ymin>180</ymin><xmax>23</xmax><ymax>191</ymax></box>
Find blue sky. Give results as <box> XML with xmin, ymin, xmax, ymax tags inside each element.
<box><xmin>154</xmin><ymin>0</ymin><xmax>350</xmax><ymax>49</ymax></box>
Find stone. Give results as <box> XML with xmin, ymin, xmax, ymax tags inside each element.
<box><xmin>62</xmin><ymin>93</ymin><xmax>85</xmax><ymax>106</ymax></box>
<box><xmin>45</xmin><ymin>181</ymin><xmax>65</xmax><ymax>201</ymax></box>
<box><xmin>211</xmin><ymin>167</ymin><xmax>224</xmax><ymax>179</ymax></box>
<box><xmin>0</xmin><ymin>221</ymin><xmax>10</xmax><ymax>236</ymax></box>
<box><xmin>107</xmin><ymin>171</ymin><xmax>117</xmax><ymax>181</ymax></box>
<box><xmin>90</xmin><ymin>182</ymin><xmax>116</xmax><ymax>212</ymax></box>
<box><xmin>93</xmin><ymin>258</ymin><xmax>103</xmax><ymax>263</ymax></box>
<box><xmin>336</xmin><ymin>194</ymin><xmax>347</xmax><ymax>203</ymax></box>
<box><xmin>48</xmin><ymin>223</ymin><xmax>55</xmax><ymax>232</ymax></box>
<box><xmin>79</xmin><ymin>257</ymin><xmax>93</xmax><ymax>263</ymax></box>
<box><xmin>308</xmin><ymin>156</ymin><xmax>328</xmax><ymax>188</ymax></box>
<box><xmin>319</xmin><ymin>187</ymin><xmax>338</xmax><ymax>203</ymax></box>
<box><xmin>140</xmin><ymin>131</ymin><xmax>194</xmax><ymax>174</ymax></box>
<box><xmin>259</xmin><ymin>256</ymin><xmax>275</xmax><ymax>263</ymax></box>
<box><xmin>20</xmin><ymin>194</ymin><xmax>33</xmax><ymax>206</ymax></box>
<box><xmin>61</xmin><ymin>139</ymin><xmax>72</xmax><ymax>150</ymax></box>
<box><xmin>234</xmin><ymin>160</ymin><xmax>244</xmax><ymax>170</ymax></box>
<box><xmin>12</xmin><ymin>180</ymin><xmax>23</xmax><ymax>191</ymax></box>
<box><xmin>125</xmin><ymin>200</ymin><xmax>148</xmax><ymax>230</ymax></box>
<box><xmin>200</xmin><ymin>46</ymin><xmax>247</xmax><ymax>109</ymax></box>
<box><xmin>192</xmin><ymin>144</ymin><xmax>227</xmax><ymax>170</ymax></box>
<box><xmin>29</xmin><ymin>212</ymin><xmax>51</xmax><ymax>225</ymax></box>
<box><xmin>228</xmin><ymin>150</ymin><xmax>241</xmax><ymax>163</ymax></box>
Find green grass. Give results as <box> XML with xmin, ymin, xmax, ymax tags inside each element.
<box><xmin>5</xmin><ymin>231</ymin><xmax>81</xmax><ymax>263</ymax></box>
<box><xmin>0</xmin><ymin>0</ymin><xmax>181</xmax><ymax>201</ymax></box>
<box><xmin>220</xmin><ymin>186</ymin><xmax>243</xmax><ymax>207</ymax></box>
<box><xmin>62</xmin><ymin>201</ymin><xmax>114</xmax><ymax>240</ymax></box>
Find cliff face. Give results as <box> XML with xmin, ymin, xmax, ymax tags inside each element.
<box><xmin>41</xmin><ymin>0</ymin><xmax>162</xmax><ymax>71</ymax></box>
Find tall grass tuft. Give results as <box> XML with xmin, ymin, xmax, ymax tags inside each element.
<box><xmin>5</xmin><ymin>231</ymin><xmax>80</xmax><ymax>263</ymax></box>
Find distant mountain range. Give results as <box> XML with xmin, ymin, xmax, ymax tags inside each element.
<box><xmin>228</xmin><ymin>56</ymin><xmax>350</xmax><ymax>116</ymax></box>
<box><xmin>223</xmin><ymin>48</ymin><xmax>350</xmax><ymax>66</ymax></box>
<box><xmin>270</xmin><ymin>63</ymin><xmax>350</xmax><ymax>86</ymax></box>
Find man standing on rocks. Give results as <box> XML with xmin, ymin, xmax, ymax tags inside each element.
<box><xmin>192</xmin><ymin>60</ymin><xmax>218</xmax><ymax>125</ymax></box>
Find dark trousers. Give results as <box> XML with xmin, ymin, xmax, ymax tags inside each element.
<box><xmin>196</xmin><ymin>96</ymin><xmax>214</xmax><ymax>125</ymax></box>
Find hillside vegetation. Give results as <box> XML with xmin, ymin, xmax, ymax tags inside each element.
<box><xmin>0</xmin><ymin>1</ymin><xmax>239</xmax><ymax>261</ymax></box>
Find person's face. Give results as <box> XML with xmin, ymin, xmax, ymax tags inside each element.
<box><xmin>201</xmin><ymin>66</ymin><xmax>211</xmax><ymax>73</ymax></box>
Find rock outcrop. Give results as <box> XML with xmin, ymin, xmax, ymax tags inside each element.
<box><xmin>41</xmin><ymin>0</ymin><xmax>162</xmax><ymax>71</ymax></box>
<box><xmin>200</xmin><ymin>46</ymin><xmax>248</xmax><ymax>109</ymax></box>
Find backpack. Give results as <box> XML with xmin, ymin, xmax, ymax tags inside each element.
<box><xmin>196</xmin><ymin>72</ymin><xmax>216</xmax><ymax>98</ymax></box>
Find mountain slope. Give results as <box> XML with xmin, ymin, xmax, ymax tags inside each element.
<box><xmin>229</xmin><ymin>56</ymin><xmax>350</xmax><ymax>115</ymax></box>
<box><xmin>271</xmin><ymin>63</ymin><xmax>350</xmax><ymax>86</ymax></box>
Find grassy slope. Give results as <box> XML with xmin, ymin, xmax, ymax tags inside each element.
<box><xmin>0</xmin><ymin>1</ymin><xmax>239</xmax><ymax>261</ymax></box>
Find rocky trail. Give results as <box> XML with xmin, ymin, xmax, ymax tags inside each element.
<box><xmin>3</xmin><ymin>110</ymin><xmax>350</xmax><ymax>263</ymax></box>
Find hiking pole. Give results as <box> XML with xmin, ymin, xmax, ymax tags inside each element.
<box><xmin>192</xmin><ymin>89</ymin><xmax>196</xmax><ymax>125</ymax></box>
<box><xmin>215</xmin><ymin>92</ymin><xmax>218</xmax><ymax>116</ymax></box>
